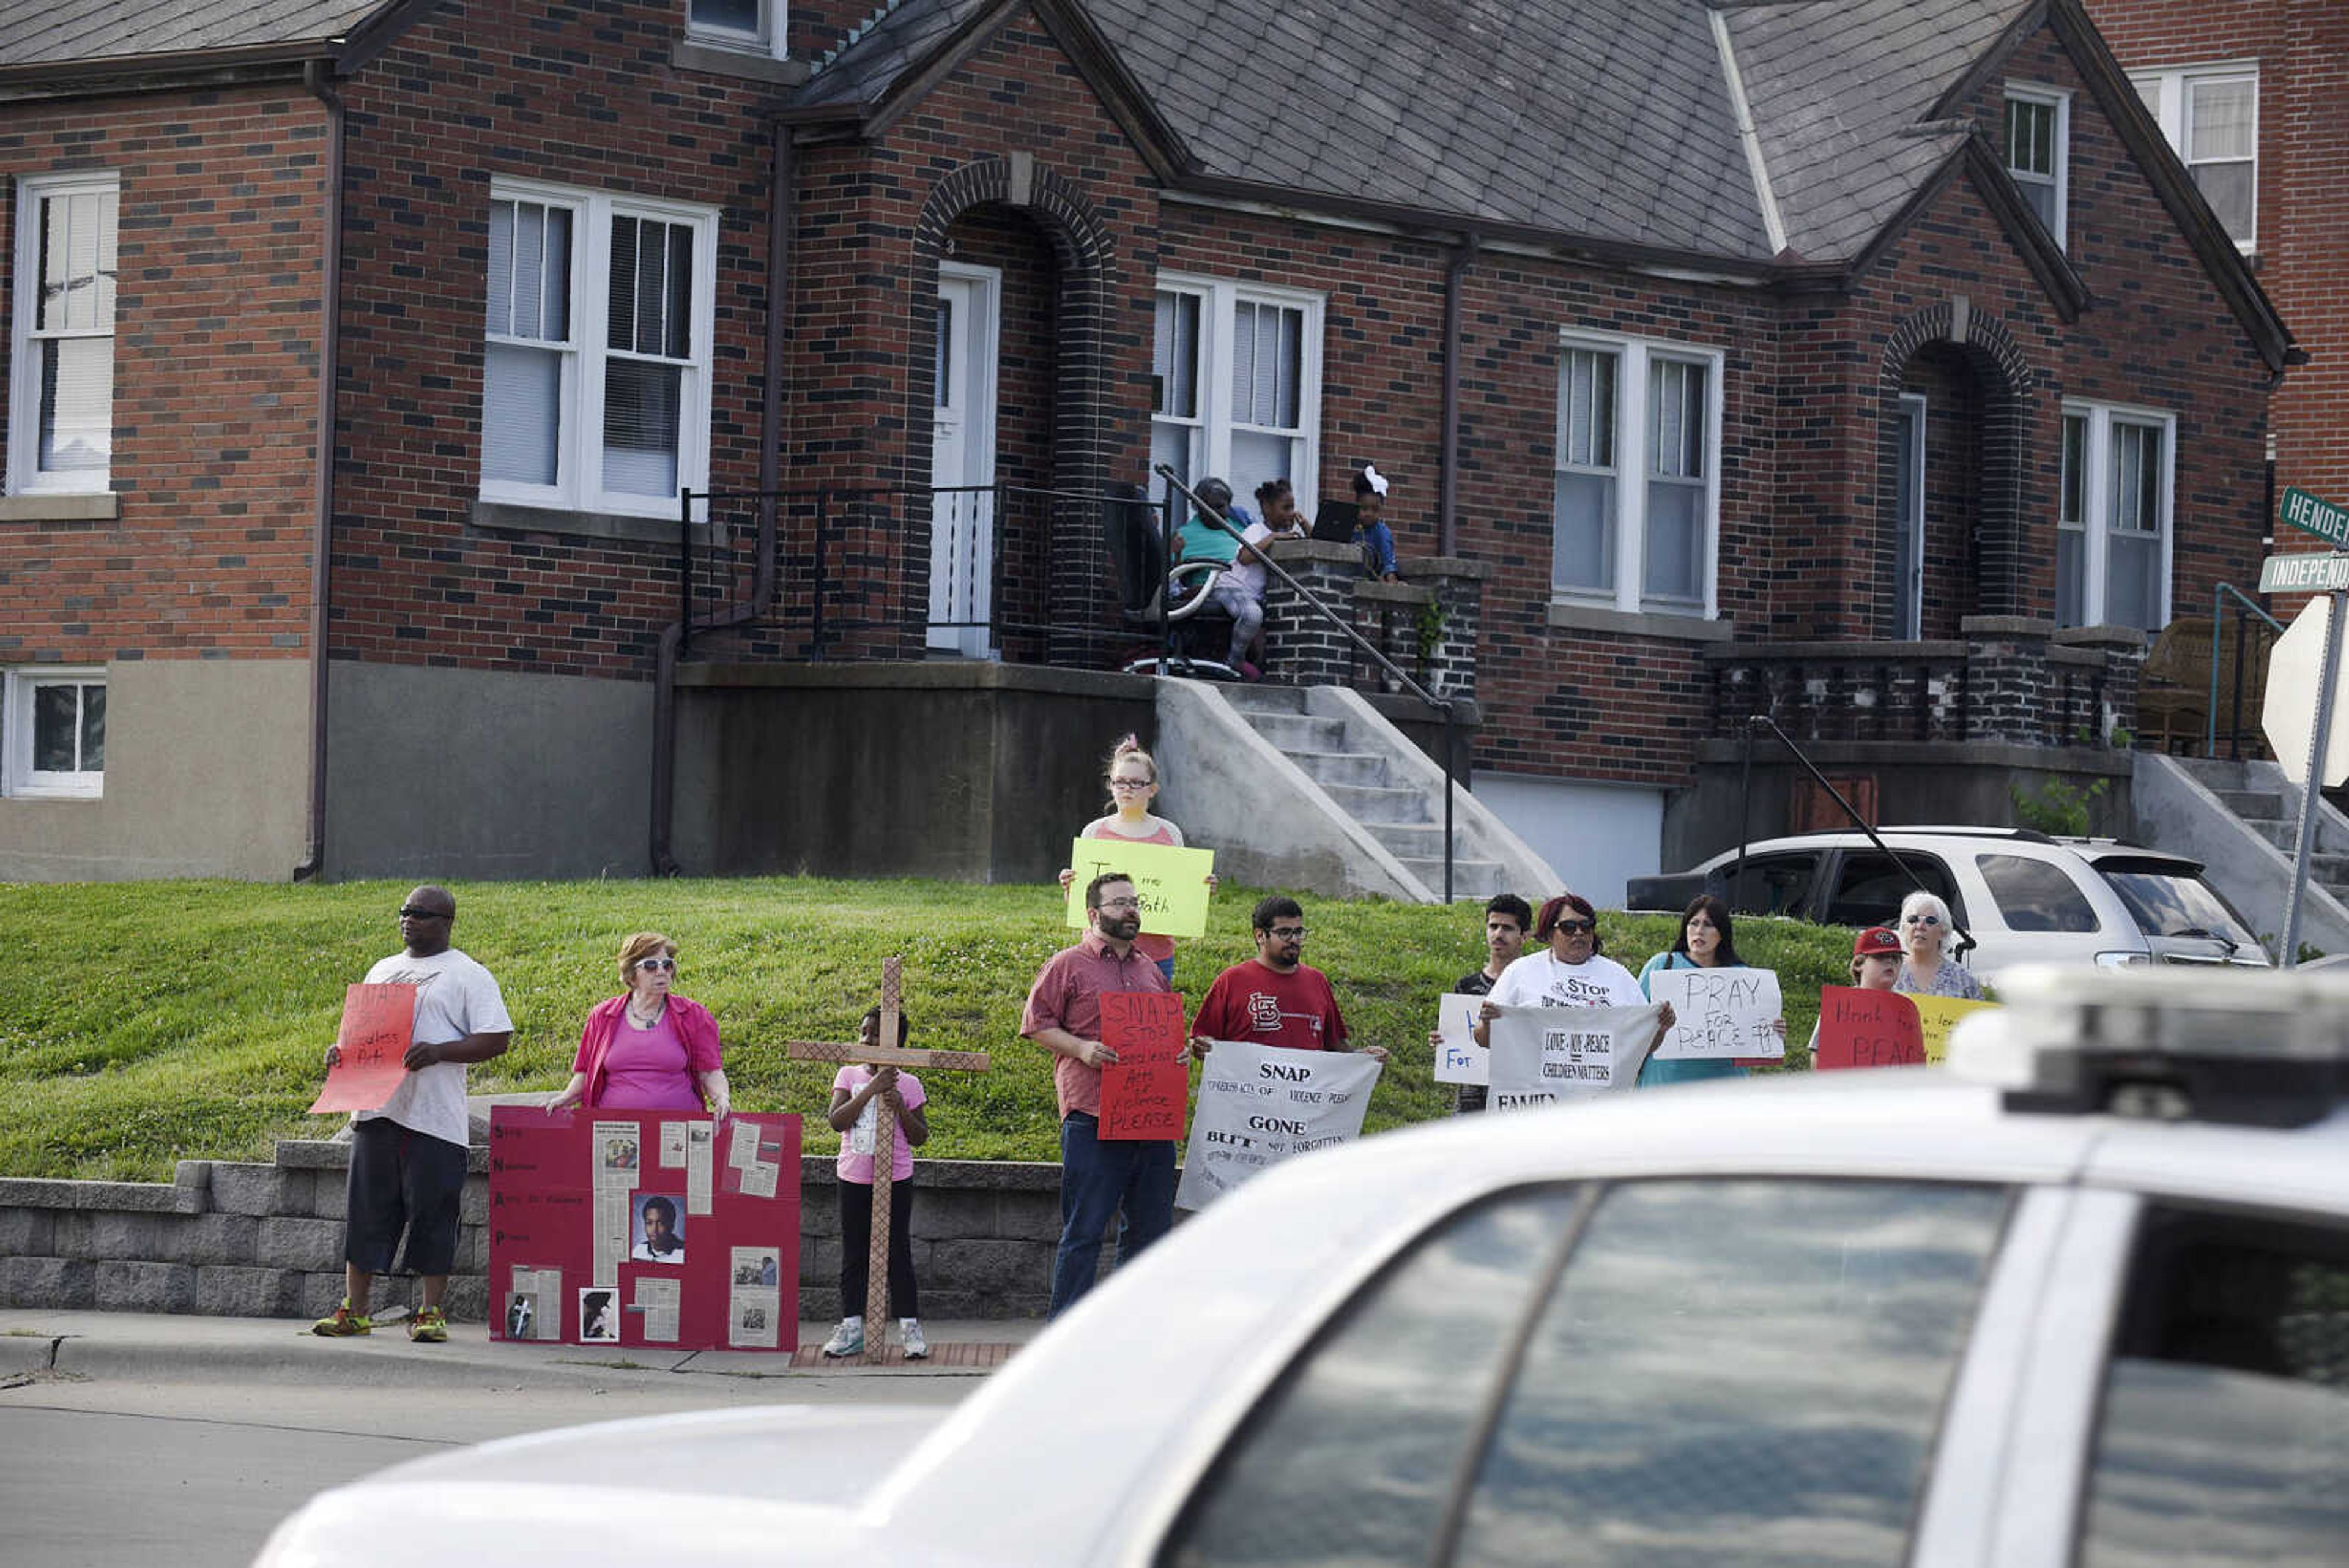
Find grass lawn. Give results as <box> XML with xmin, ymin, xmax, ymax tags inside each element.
<box><xmin>0</xmin><ymin>878</ymin><xmax>1860</xmax><ymax>1181</ymax></box>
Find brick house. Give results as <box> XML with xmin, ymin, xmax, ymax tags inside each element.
<box><xmin>0</xmin><ymin>0</ymin><xmax>2289</xmax><ymax>891</ymax></box>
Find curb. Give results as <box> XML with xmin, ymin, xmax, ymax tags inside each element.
<box><xmin>0</xmin><ymin>1310</ymin><xmax>1039</xmax><ymax>1393</ymax></box>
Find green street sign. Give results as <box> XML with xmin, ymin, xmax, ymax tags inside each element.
<box><xmin>2260</xmin><ymin>553</ymin><xmax>2349</xmax><ymax>594</ymax></box>
<box><xmin>2280</xmin><ymin>486</ymin><xmax>2349</xmax><ymax>549</ymax></box>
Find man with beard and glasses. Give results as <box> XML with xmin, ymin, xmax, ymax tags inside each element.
<box><xmin>1189</xmin><ymin>895</ymin><xmax>1387</xmax><ymax>1063</ymax></box>
<box><xmin>1022</xmin><ymin>871</ymin><xmax>1177</xmax><ymax>1318</ymax></box>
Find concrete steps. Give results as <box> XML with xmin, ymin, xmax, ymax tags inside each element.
<box><xmin>2139</xmin><ymin>753</ymin><xmax>2349</xmax><ymax>960</ymax></box>
<box><xmin>1163</xmin><ymin>681</ymin><xmax>1560</xmax><ymax>904</ymax></box>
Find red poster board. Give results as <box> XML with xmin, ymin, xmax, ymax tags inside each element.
<box><xmin>1100</xmin><ymin>990</ymin><xmax>1189</xmax><ymax>1141</ymax></box>
<box><xmin>488</xmin><ymin>1107</ymin><xmax>801</xmax><ymax>1352</ymax></box>
<box><xmin>308</xmin><ymin>984</ymin><xmax>416</xmax><ymax>1114</ymax></box>
<box><xmin>1813</xmin><ymin>986</ymin><xmax>1927</xmax><ymax>1070</ymax></box>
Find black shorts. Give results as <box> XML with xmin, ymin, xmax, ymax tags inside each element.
<box><xmin>344</xmin><ymin>1117</ymin><xmax>468</xmax><ymax>1276</ymax></box>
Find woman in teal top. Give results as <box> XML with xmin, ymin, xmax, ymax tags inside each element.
<box><xmin>1635</xmin><ymin>894</ymin><xmax>1783</xmax><ymax>1087</ymax></box>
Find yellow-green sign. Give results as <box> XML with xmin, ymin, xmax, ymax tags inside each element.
<box><xmin>1064</xmin><ymin>838</ymin><xmax>1217</xmax><ymax>938</ymax></box>
<box><xmin>1911</xmin><ymin>994</ymin><xmax>1997</xmax><ymax>1065</ymax></box>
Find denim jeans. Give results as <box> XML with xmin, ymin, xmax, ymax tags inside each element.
<box><xmin>1048</xmin><ymin>1112</ymin><xmax>1177</xmax><ymax>1318</ymax></box>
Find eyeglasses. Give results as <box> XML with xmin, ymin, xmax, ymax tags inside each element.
<box><xmin>1554</xmin><ymin>919</ymin><xmax>1596</xmax><ymax>934</ymax></box>
<box><xmin>1098</xmin><ymin>898</ymin><xmax>1141</xmax><ymax>911</ymax></box>
<box><xmin>636</xmin><ymin>956</ymin><xmax>676</xmax><ymax>972</ymax></box>
<box><xmin>1902</xmin><ymin>913</ymin><xmax>1943</xmax><ymax>927</ymax></box>
<box><xmin>1108</xmin><ymin>777</ymin><xmax>1155</xmax><ymax>790</ymax></box>
<box><xmin>397</xmin><ymin>905</ymin><xmax>449</xmax><ymax>921</ymax></box>
<box><xmin>1267</xmin><ymin>926</ymin><xmax>1308</xmax><ymax>940</ymax></box>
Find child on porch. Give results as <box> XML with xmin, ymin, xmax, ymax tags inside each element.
<box><xmin>822</xmin><ymin>1005</ymin><xmax>930</xmax><ymax>1359</ymax></box>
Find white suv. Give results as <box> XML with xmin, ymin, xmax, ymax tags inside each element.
<box><xmin>1641</xmin><ymin>828</ymin><xmax>2269</xmax><ymax>983</ymax></box>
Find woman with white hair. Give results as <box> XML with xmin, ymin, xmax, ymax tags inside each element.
<box><xmin>1894</xmin><ymin>890</ymin><xmax>1985</xmax><ymax>1000</ymax></box>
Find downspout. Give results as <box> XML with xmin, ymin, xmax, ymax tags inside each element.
<box><xmin>293</xmin><ymin>59</ymin><xmax>344</xmax><ymax>881</ymax></box>
<box><xmin>1437</xmin><ymin>234</ymin><xmax>1477</xmax><ymax>557</ymax></box>
<box><xmin>650</xmin><ymin>119</ymin><xmax>792</xmax><ymax>874</ymax></box>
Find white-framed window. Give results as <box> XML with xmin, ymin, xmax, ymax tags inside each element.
<box><xmin>1551</xmin><ymin>330</ymin><xmax>1722</xmax><ymax>617</ymax></box>
<box><xmin>2058</xmin><ymin>401</ymin><xmax>2173</xmax><ymax>631</ymax></box>
<box><xmin>1151</xmin><ymin>273</ymin><xmax>1321</xmax><ymax>511</ymax></box>
<box><xmin>2133</xmin><ymin>65</ymin><xmax>2257</xmax><ymax>250</ymax></box>
<box><xmin>2</xmin><ymin>666</ymin><xmax>105</xmax><ymax>798</ymax></box>
<box><xmin>2004</xmin><ymin>84</ymin><xmax>2070</xmax><ymax>248</ymax></box>
<box><xmin>685</xmin><ymin>0</ymin><xmax>786</xmax><ymax>56</ymax></box>
<box><xmin>8</xmin><ymin>173</ymin><xmax>119</xmax><ymax>495</ymax></box>
<box><xmin>481</xmin><ymin>179</ymin><xmax>718</xmax><ymax>518</ymax></box>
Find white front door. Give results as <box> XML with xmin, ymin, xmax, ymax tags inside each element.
<box><xmin>928</xmin><ymin>264</ymin><xmax>1000</xmax><ymax>656</ymax></box>
<box><xmin>1895</xmin><ymin>393</ymin><xmax>1927</xmax><ymax>640</ymax></box>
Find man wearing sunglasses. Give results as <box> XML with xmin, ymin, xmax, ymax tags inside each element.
<box><xmin>314</xmin><ymin>884</ymin><xmax>513</xmax><ymax>1343</ymax></box>
<box><xmin>1189</xmin><ymin>896</ymin><xmax>1387</xmax><ymax>1062</ymax></box>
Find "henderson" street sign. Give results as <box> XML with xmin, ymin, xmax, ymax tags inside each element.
<box><xmin>2280</xmin><ymin>486</ymin><xmax>2349</xmax><ymax>549</ymax></box>
<box><xmin>2260</xmin><ymin>553</ymin><xmax>2349</xmax><ymax>595</ymax></box>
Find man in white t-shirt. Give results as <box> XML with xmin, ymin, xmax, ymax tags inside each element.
<box><xmin>313</xmin><ymin>884</ymin><xmax>513</xmax><ymax>1344</ymax></box>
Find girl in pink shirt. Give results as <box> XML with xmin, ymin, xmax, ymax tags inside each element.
<box><xmin>820</xmin><ymin>1006</ymin><xmax>930</xmax><ymax>1359</ymax></box>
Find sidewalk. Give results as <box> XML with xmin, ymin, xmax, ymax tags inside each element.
<box><xmin>0</xmin><ymin>1308</ymin><xmax>1044</xmax><ymax>1394</ymax></box>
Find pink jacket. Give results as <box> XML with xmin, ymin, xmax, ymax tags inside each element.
<box><xmin>574</xmin><ymin>994</ymin><xmax>723</xmax><ymax>1107</ymax></box>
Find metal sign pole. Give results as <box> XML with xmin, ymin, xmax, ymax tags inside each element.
<box><xmin>2281</xmin><ymin>585</ymin><xmax>2346</xmax><ymax>968</ymax></box>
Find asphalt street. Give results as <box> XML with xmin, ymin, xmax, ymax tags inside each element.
<box><xmin>0</xmin><ymin>1311</ymin><xmax>1028</xmax><ymax>1568</ymax></box>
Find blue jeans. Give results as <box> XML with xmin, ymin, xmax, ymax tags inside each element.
<box><xmin>1049</xmin><ymin>1112</ymin><xmax>1176</xmax><ymax>1318</ymax></box>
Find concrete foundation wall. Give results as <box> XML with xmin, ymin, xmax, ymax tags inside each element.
<box><xmin>1478</xmin><ymin>773</ymin><xmax>1664</xmax><ymax>908</ymax></box>
<box><xmin>671</xmin><ymin>662</ymin><xmax>1156</xmax><ymax>883</ymax></box>
<box><xmin>326</xmin><ymin>662</ymin><xmax>654</xmax><ymax>880</ymax></box>
<box><xmin>0</xmin><ymin>659</ymin><xmax>310</xmax><ymax>881</ymax></box>
<box><xmin>0</xmin><ymin>1144</ymin><xmax>1073</xmax><ymax>1325</ymax></box>
<box><xmin>1663</xmin><ymin>740</ymin><xmax>2136</xmax><ymax>870</ymax></box>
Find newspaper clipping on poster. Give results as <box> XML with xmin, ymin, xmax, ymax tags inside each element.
<box><xmin>1175</xmin><ymin>1040</ymin><xmax>1382</xmax><ymax>1211</ymax></box>
<box><xmin>1485</xmin><ymin>1003</ymin><xmax>1663</xmax><ymax>1107</ymax></box>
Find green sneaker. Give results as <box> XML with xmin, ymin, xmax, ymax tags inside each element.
<box><xmin>409</xmin><ymin>1306</ymin><xmax>448</xmax><ymax>1343</ymax></box>
<box><xmin>313</xmin><ymin>1299</ymin><xmax>372</xmax><ymax>1337</ymax></box>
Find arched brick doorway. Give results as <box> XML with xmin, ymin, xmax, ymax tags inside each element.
<box><xmin>908</xmin><ymin>157</ymin><xmax>1116</xmax><ymax>666</ymax></box>
<box><xmin>1877</xmin><ymin>301</ymin><xmax>2038</xmax><ymax>638</ymax></box>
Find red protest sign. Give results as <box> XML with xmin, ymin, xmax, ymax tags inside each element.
<box><xmin>1813</xmin><ymin>986</ymin><xmax>1926</xmax><ymax>1071</ymax></box>
<box><xmin>308</xmin><ymin>983</ymin><xmax>417</xmax><ymax>1113</ymax></box>
<box><xmin>1099</xmin><ymin>990</ymin><xmax>1188</xmax><ymax>1141</ymax></box>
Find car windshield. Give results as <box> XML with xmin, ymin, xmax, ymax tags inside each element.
<box><xmin>2096</xmin><ymin>862</ymin><xmax>2262</xmax><ymax>948</ymax></box>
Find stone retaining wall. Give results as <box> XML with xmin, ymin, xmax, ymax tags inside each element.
<box><xmin>0</xmin><ymin>1142</ymin><xmax>1071</xmax><ymax>1324</ymax></box>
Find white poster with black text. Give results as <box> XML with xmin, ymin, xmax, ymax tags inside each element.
<box><xmin>1175</xmin><ymin>1041</ymin><xmax>1383</xmax><ymax>1211</ymax></box>
<box><xmin>1485</xmin><ymin>1003</ymin><xmax>1663</xmax><ymax>1107</ymax></box>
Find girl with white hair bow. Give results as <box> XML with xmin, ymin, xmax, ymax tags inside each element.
<box><xmin>1353</xmin><ymin>464</ymin><xmax>1401</xmax><ymax>581</ymax></box>
<box><xmin>1894</xmin><ymin>890</ymin><xmax>1985</xmax><ymax>999</ymax></box>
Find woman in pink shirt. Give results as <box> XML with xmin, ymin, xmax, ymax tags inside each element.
<box><xmin>551</xmin><ymin>932</ymin><xmax>729</xmax><ymax>1115</ymax></box>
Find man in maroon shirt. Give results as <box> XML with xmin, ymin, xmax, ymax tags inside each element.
<box><xmin>1022</xmin><ymin>871</ymin><xmax>1177</xmax><ymax>1319</ymax></box>
<box><xmin>1191</xmin><ymin>896</ymin><xmax>1388</xmax><ymax>1062</ymax></box>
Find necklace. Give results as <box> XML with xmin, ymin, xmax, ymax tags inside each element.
<box><xmin>626</xmin><ymin>997</ymin><xmax>665</xmax><ymax>1028</ymax></box>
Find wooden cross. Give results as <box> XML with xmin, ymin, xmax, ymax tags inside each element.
<box><xmin>785</xmin><ymin>955</ymin><xmax>989</xmax><ymax>1362</ymax></box>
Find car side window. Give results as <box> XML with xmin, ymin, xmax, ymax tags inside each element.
<box><xmin>2077</xmin><ymin>1211</ymin><xmax>2349</xmax><ymax>1566</ymax></box>
<box><xmin>1824</xmin><ymin>850</ymin><xmax>1959</xmax><ymax>930</ymax></box>
<box><xmin>1159</xmin><ymin>1185</ymin><xmax>1583</xmax><ymax>1568</ymax></box>
<box><xmin>1451</xmin><ymin>1179</ymin><xmax>2008</xmax><ymax>1567</ymax></box>
<box><xmin>1722</xmin><ymin>852</ymin><xmax>1819</xmax><ymax>918</ymax></box>
<box><xmin>1975</xmin><ymin>853</ymin><xmax>2101</xmax><ymax>933</ymax></box>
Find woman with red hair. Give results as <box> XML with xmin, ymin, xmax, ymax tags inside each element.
<box><xmin>1472</xmin><ymin>892</ymin><xmax>1673</xmax><ymax>1058</ymax></box>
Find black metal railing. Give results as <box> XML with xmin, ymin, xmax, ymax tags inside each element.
<box><xmin>2208</xmin><ymin>582</ymin><xmax>2283</xmax><ymax>759</ymax></box>
<box><xmin>675</xmin><ymin>480</ymin><xmax>1143</xmax><ymax>665</ymax></box>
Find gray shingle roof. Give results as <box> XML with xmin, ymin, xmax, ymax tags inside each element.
<box><xmin>0</xmin><ymin>0</ymin><xmax>387</xmax><ymax>67</ymax></box>
<box><xmin>1724</xmin><ymin>0</ymin><xmax>2028</xmax><ymax>260</ymax></box>
<box><xmin>800</xmin><ymin>0</ymin><xmax>2049</xmax><ymax>264</ymax></box>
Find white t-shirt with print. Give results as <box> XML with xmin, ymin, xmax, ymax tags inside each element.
<box><xmin>353</xmin><ymin>946</ymin><xmax>514</xmax><ymax>1151</ymax></box>
<box><xmin>1488</xmin><ymin>950</ymin><xmax>1647</xmax><ymax>1011</ymax></box>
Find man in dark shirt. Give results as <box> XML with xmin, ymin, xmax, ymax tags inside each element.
<box><xmin>1433</xmin><ymin>893</ymin><xmax>1531</xmax><ymax>1113</ymax></box>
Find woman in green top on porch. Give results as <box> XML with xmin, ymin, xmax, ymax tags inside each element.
<box><xmin>1635</xmin><ymin>894</ymin><xmax>1785</xmax><ymax>1087</ymax></box>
